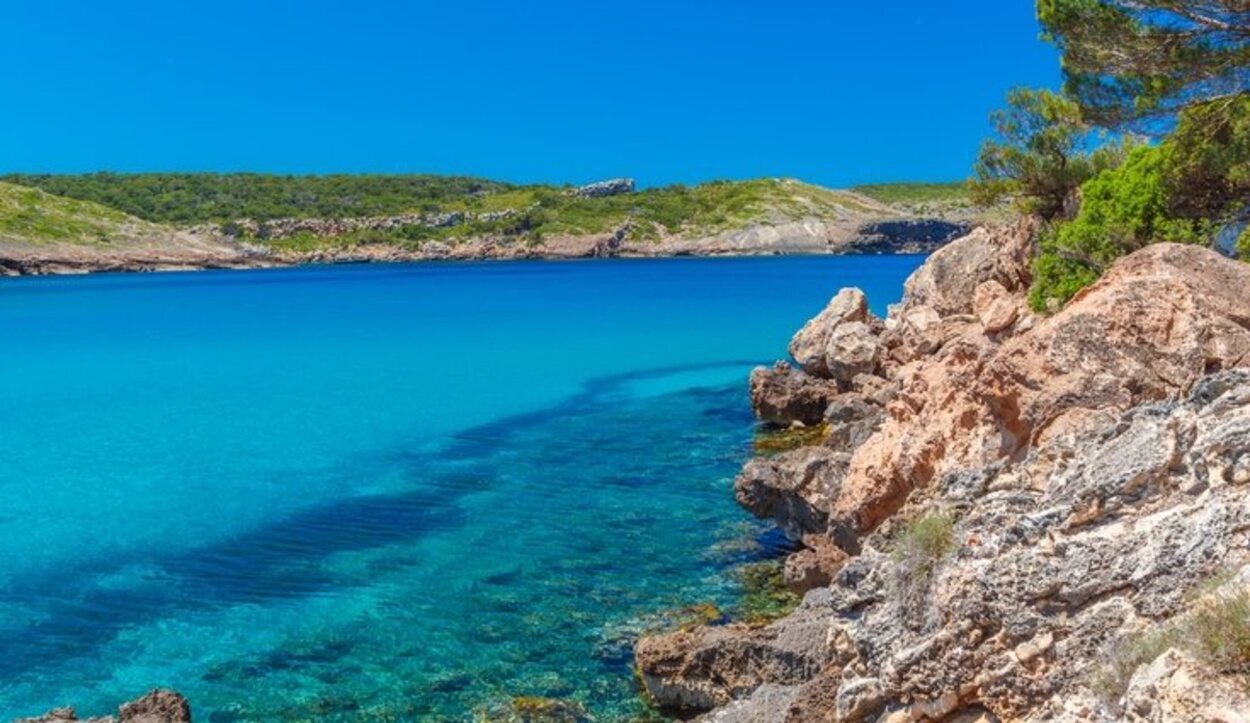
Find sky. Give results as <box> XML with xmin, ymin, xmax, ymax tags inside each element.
<box><xmin>1</xmin><ymin>1</ymin><xmax>1061</xmax><ymax>187</ymax></box>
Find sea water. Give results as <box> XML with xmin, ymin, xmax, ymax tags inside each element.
<box><xmin>0</xmin><ymin>256</ymin><xmax>922</xmax><ymax>721</ymax></box>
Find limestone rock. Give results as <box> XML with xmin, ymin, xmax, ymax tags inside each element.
<box><xmin>782</xmin><ymin>535</ymin><xmax>848</xmax><ymax>594</ymax></box>
<box><xmin>118</xmin><ymin>691</ymin><xmax>190</xmax><ymax>723</ymax></box>
<box><xmin>973</xmin><ymin>279</ymin><xmax>1020</xmax><ymax>334</ymax></box>
<box><xmin>788</xmin><ymin>288</ymin><xmax>870</xmax><ymax>377</ymax></box>
<box><xmin>635</xmin><ymin>604</ymin><xmax>831</xmax><ymax>713</ymax></box>
<box><xmin>734</xmin><ymin>446</ymin><xmax>849</xmax><ymax>539</ymax></box>
<box><xmin>749</xmin><ymin>363</ymin><xmax>840</xmax><ymax>427</ymax></box>
<box><xmin>834</xmin><ymin>242</ymin><xmax>1250</xmax><ymax>538</ymax></box>
<box><xmin>637</xmin><ymin>224</ymin><xmax>1250</xmax><ymax>723</ymax></box>
<box><xmin>898</xmin><ymin>219</ymin><xmax>1035</xmax><ymax>318</ymax></box>
<box><xmin>825</xmin><ymin>321</ymin><xmax>882</xmax><ymax>384</ymax></box>
<box><xmin>15</xmin><ymin>690</ymin><xmax>189</xmax><ymax>723</ymax></box>
<box><xmin>1120</xmin><ymin>649</ymin><xmax>1250</xmax><ymax>722</ymax></box>
<box><xmin>568</xmin><ymin>178</ymin><xmax>635</xmax><ymax>199</ymax></box>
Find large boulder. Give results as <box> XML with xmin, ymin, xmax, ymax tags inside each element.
<box><xmin>749</xmin><ymin>363</ymin><xmax>840</xmax><ymax>426</ymax></box>
<box><xmin>734</xmin><ymin>446</ymin><xmax>849</xmax><ymax>539</ymax></box>
<box><xmin>788</xmin><ymin>288</ymin><xmax>870</xmax><ymax>378</ymax></box>
<box><xmin>635</xmin><ymin>602</ymin><xmax>832</xmax><ymax>713</ymax></box>
<box><xmin>897</xmin><ymin>219</ymin><xmax>1035</xmax><ymax>318</ymax></box>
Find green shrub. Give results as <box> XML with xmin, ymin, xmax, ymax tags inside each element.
<box><xmin>1028</xmin><ymin>145</ymin><xmax>1214</xmax><ymax>311</ymax></box>
<box><xmin>890</xmin><ymin>511</ymin><xmax>957</xmax><ymax>608</ymax></box>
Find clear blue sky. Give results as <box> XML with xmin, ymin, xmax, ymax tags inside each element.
<box><xmin>1</xmin><ymin>1</ymin><xmax>1059</xmax><ymax>187</ymax></box>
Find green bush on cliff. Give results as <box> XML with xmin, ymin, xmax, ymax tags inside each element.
<box><xmin>1028</xmin><ymin>144</ymin><xmax>1217</xmax><ymax>311</ymax></box>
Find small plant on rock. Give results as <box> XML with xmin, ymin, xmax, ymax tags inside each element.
<box><xmin>1091</xmin><ymin>571</ymin><xmax>1250</xmax><ymax>705</ymax></box>
<box><xmin>892</xmin><ymin>512</ymin><xmax>956</xmax><ymax>580</ymax></box>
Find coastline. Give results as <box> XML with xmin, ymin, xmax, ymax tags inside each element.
<box><xmin>0</xmin><ymin>217</ymin><xmax>972</xmax><ymax>277</ymax></box>
<box><xmin>633</xmin><ymin>223</ymin><xmax>1250</xmax><ymax>721</ymax></box>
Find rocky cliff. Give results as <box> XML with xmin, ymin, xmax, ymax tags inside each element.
<box><xmin>636</xmin><ymin>223</ymin><xmax>1250</xmax><ymax>722</ymax></box>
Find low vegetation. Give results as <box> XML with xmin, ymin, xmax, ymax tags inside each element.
<box><xmin>891</xmin><ymin>511</ymin><xmax>956</xmax><ymax>581</ymax></box>
<box><xmin>1092</xmin><ymin>575</ymin><xmax>1250</xmax><ymax>703</ymax></box>
<box><xmin>0</xmin><ymin>173</ymin><xmax>512</xmax><ymax>224</ymax></box>
<box><xmin>0</xmin><ymin>181</ymin><xmax>171</xmax><ymax>246</ymax></box>
<box><xmin>1</xmin><ymin>175</ymin><xmax>884</xmax><ymax>251</ymax></box>
<box><xmin>851</xmin><ymin>182</ymin><xmax>970</xmax><ymax>206</ymax></box>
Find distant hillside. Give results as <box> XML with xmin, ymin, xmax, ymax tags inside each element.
<box><xmin>0</xmin><ymin>181</ymin><xmax>171</xmax><ymax>246</ymax></box>
<box><xmin>0</xmin><ymin>175</ymin><xmax>985</xmax><ymax>274</ymax></box>
<box><xmin>0</xmin><ymin>181</ymin><xmax>250</xmax><ymax>274</ymax></box>
<box><xmin>1</xmin><ymin>174</ymin><xmax>918</xmax><ymax>249</ymax></box>
<box><xmin>851</xmin><ymin>181</ymin><xmax>970</xmax><ymax>206</ymax></box>
<box><xmin>0</xmin><ymin>173</ymin><xmax>512</xmax><ymax>224</ymax></box>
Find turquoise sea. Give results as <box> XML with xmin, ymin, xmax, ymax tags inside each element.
<box><xmin>0</xmin><ymin>256</ymin><xmax>922</xmax><ymax>721</ymax></box>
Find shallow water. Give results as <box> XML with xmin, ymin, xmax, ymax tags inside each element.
<box><xmin>0</xmin><ymin>256</ymin><xmax>922</xmax><ymax>720</ymax></box>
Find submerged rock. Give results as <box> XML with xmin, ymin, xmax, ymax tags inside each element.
<box><xmin>15</xmin><ymin>690</ymin><xmax>190</xmax><ymax>723</ymax></box>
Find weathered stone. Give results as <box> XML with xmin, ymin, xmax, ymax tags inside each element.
<box><xmin>1121</xmin><ymin>648</ymin><xmax>1250</xmax><ymax>722</ymax></box>
<box><xmin>788</xmin><ymin>288</ymin><xmax>870</xmax><ymax>377</ymax></box>
<box><xmin>734</xmin><ymin>447</ymin><xmax>849</xmax><ymax>539</ymax></box>
<box><xmin>635</xmin><ymin>606</ymin><xmax>830</xmax><ymax>713</ymax></box>
<box><xmin>118</xmin><ymin>690</ymin><xmax>190</xmax><ymax>723</ymax></box>
<box><xmin>825</xmin><ymin>321</ymin><xmax>881</xmax><ymax>384</ymax></box>
<box><xmin>973</xmin><ymin>279</ymin><xmax>1020</xmax><ymax>334</ymax></box>
<box><xmin>749</xmin><ymin>363</ymin><xmax>840</xmax><ymax>427</ymax></box>
<box><xmin>637</xmin><ymin>224</ymin><xmax>1250</xmax><ymax>723</ymax></box>
<box><xmin>834</xmin><ymin>242</ymin><xmax>1250</xmax><ymax>537</ymax></box>
<box><xmin>782</xmin><ymin>535</ymin><xmax>848</xmax><ymax>594</ymax></box>
<box><xmin>568</xmin><ymin>178</ymin><xmax>635</xmax><ymax>199</ymax></box>
<box><xmin>898</xmin><ymin>219</ymin><xmax>1035</xmax><ymax>318</ymax></box>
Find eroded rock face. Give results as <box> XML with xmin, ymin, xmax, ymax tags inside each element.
<box><xmin>569</xmin><ymin>178</ymin><xmax>635</xmax><ymax>199</ymax></box>
<box><xmin>634</xmin><ymin>601</ymin><xmax>832</xmax><ymax>714</ymax></box>
<box><xmin>637</xmin><ymin>223</ymin><xmax>1250</xmax><ymax>723</ymax></box>
<box><xmin>734</xmin><ymin>446</ymin><xmax>849</xmax><ymax>539</ymax></box>
<box><xmin>898</xmin><ymin>220</ymin><xmax>1035</xmax><ymax>318</ymax></box>
<box><xmin>834</xmin><ymin>242</ymin><xmax>1250</xmax><ymax>538</ymax></box>
<box><xmin>749</xmin><ymin>363</ymin><xmax>840</xmax><ymax>427</ymax></box>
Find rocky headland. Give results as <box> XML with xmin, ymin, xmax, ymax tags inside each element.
<box><xmin>635</xmin><ymin>222</ymin><xmax>1250</xmax><ymax>722</ymax></box>
<box><xmin>0</xmin><ymin>177</ymin><xmax>978</xmax><ymax>276</ymax></box>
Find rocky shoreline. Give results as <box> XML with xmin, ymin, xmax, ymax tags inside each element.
<box><xmin>634</xmin><ymin>222</ymin><xmax>1250</xmax><ymax>721</ymax></box>
<box><xmin>0</xmin><ymin>216</ymin><xmax>971</xmax><ymax>276</ymax></box>
<box><xmin>14</xmin><ymin>225</ymin><xmax>1250</xmax><ymax>721</ymax></box>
